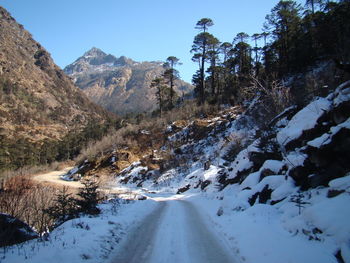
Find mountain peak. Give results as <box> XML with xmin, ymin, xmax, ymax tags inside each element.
<box><xmin>83</xmin><ymin>47</ymin><xmax>106</xmax><ymax>58</ymax></box>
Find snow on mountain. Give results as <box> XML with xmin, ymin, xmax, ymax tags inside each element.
<box><xmin>3</xmin><ymin>81</ymin><xmax>350</xmax><ymax>263</ymax></box>
<box><xmin>104</xmin><ymin>80</ymin><xmax>350</xmax><ymax>262</ymax></box>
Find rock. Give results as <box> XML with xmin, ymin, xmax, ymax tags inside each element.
<box><xmin>201</xmin><ymin>180</ymin><xmax>211</xmax><ymax>190</ymax></box>
<box><xmin>248</xmin><ymin>184</ymin><xmax>273</xmax><ymax>205</ymax></box>
<box><xmin>0</xmin><ymin>213</ymin><xmax>38</xmax><ymax>247</ymax></box>
<box><xmin>216</xmin><ymin>207</ymin><xmax>224</xmax><ymax>216</ymax></box>
<box><xmin>64</xmin><ymin>48</ymin><xmax>193</xmax><ymax>115</ymax></box>
<box><xmin>327</xmin><ymin>189</ymin><xmax>345</xmax><ymax>198</ymax></box>
<box><xmin>177</xmin><ymin>184</ymin><xmax>190</xmax><ymax>194</ymax></box>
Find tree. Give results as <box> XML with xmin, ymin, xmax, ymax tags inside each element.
<box><xmin>264</xmin><ymin>0</ymin><xmax>302</xmax><ymax>75</ymax></box>
<box><xmin>206</xmin><ymin>35</ymin><xmax>221</xmax><ymax>99</ymax></box>
<box><xmin>151</xmin><ymin>77</ymin><xmax>167</xmax><ymax>117</ymax></box>
<box><xmin>290</xmin><ymin>190</ymin><xmax>309</xmax><ymax>215</ymax></box>
<box><xmin>305</xmin><ymin>0</ymin><xmax>327</xmax><ymax>14</ymax></box>
<box><xmin>77</xmin><ymin>178</ymin><xmax>101</xmax><ymax>215</ymax></box>
<box><xmin>45</xmin><ymin>186</ymin><xmax>77</xmax><ymax>226</ymax></box>
<box><xmin>219</xmin><ymin>42</ymin><xmax>233</xmax><ymax>103</ymax></box>
<box><xmin>163</xmin><ymin>56</ymin><xmax>180</xmax><ymax>108</ymax></box>
<box><xmin>191</xmin><ymin>18</ymin><xmax>214</xmax><ymax>104</ymax></box>
<box><xmin>232</xmin><ymin>32</ymin><xmax>252</xmax><ymax>76</ymax></box>
<box><xmin>195</xmin><ymin>17</ymin><xmax>214</xmax><ymax>33</ymax></box>
<box><xmin>252</xmin><ymin>33</ymin><xmax>263</xmax><ymax>76</ymax></box>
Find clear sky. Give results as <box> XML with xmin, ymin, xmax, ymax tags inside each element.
<box><xmin>1</xmin><ymin>0</ymin><xmax>304</xmax><ymax>83</ymax></box>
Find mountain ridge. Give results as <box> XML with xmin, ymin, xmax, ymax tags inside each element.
<box><xmin>0</xmin><ymin>7</ymin><xmax>113</xmax><ymax>170</ymax></box>
<box><xmin>64</xmin><ymin>47</ymin><xmax>193</xmax><ymax>115</ymax></box>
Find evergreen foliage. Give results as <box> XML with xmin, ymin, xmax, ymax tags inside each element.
<box><xmin>45</xmin><ymin>187</ymin><xmax>78</xmax><ymax>226</ymax></box>
<box><xmin>0</xmin><ymin>119</ymin><xmax>118</xmax><ymax>172</ymax></box>
<box><xmin>76</xmin><ymin>178</ymin><xmax>101</xmax><ymax>215</ymax></box>
<box><xmin>189</xmin><ymin>1</ymin><xmax>350</xmax><ymax>108</ymax></box>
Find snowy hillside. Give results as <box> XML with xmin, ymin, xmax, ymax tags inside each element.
<box><xmin>2</xmin><ymin>81</ymin><xmax>350</xmax><ymax>263</ymax></box>
<box><xmin>108</xmin><ymin>80</ymin><xmax>350</xmax><ymax>262</ymax></box>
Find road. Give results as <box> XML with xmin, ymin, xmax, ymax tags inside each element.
<box><xmin>33</xmin><ymin>167</ymin><xmax>83</xmax><ymax>189</ymax></box>
<box><xmin>112</xmin><ymin>200</ymin><xmax>235</xmax><ymax>263</ymax></box>
<box><xmin>32</xmin><ymin>167</ymin><xmax>140</xmax><ymax>197</ymax></box>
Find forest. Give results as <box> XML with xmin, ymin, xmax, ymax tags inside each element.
<box><xmin>153</xmin><ymin>0</ymin><xmax>350</xmax><ymax>115</ymax></box>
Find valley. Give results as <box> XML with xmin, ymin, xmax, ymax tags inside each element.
<box><xmin>1</xmin><ymin>1</ymin><xmax>350</xmax><ymax>263</ymax></box>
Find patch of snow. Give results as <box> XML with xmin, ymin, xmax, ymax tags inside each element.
<box><xmin>307</xmin><ymin>117</ymin><xmax>350</xmax><ymax>148</ymax></box>
<box><xmin>303</xmin><ymin>194</ymin><xmax>350</xmax><ymax>244</ymax></box>
<box><xmin>329</xmin><ymin>174</ymin><xmax>350</xmax><ymax>190</ymax></box>
<box><xmin>277</xmin><ymin>97</ymin><xmax>331</xmax><ymax>146</ymax></box>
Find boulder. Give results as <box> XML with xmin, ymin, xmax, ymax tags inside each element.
<box><xmin>0</xmin><ymin>213</ymin><xmax>38</xmax><ymax>247</ymax></box>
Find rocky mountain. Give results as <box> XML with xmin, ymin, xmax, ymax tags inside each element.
<box><xmin>64</xmin><ymin>48</ymin><xmax>193</xmax><ymax>115</ymax></box>
<box><xmin>0</xmin><ymin>7</ymin><xmax>112</xmax><ymax>169</ymax></box>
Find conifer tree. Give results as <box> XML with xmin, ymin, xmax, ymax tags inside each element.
<box><xmin>45</xmin><ymin>186</ymin><xmax>78</xmax><ymax>226</ymax></box>
<box><xmin>77</xmin><ymin>178</ymin><xmax>101</xmax><ymax>215</ymax></box>
<box><xmin>191</xmin><ymin>18</ymin><xmax>214</xmax><ymax>105</ymax></box>
<box><xmin>163</xmin><ymin>56</ymin><xmax>180</xmax><ymax>108</ymax></box>
<box><xmin>151</xmin><ymin>77</ymin><xmax>167</xmax><ymax>117</ymax></box>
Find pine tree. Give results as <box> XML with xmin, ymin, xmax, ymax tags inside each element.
<box><xmin>45</xmin><ymin>186</ymin><xmax>78</xmax><ymax>226</ymax></box>
<box><xmin>77</xmin><ymin>178</ymin><xmax>101</xmax><ymax>215</ymax></box>
<box><xmin>191</xmin><ymin>18</ymin><xmax>214</xmax><ymax>105</ymax></box>
<box><xmin>264</xmin><ymin>0</ymin><xmax>302</xmax><ymax>76</ymax></box>
<box><xmin>163</xmin><ymin>56</ymin><xmax>180</xmax><ymax>108</ymax></box>
<box><xmin>290</xmin><ymin>191</ymin><xmax>309</xmax><ymax>215</ymax></box>
<box><xmin>151</xmin><ymin>77</ymin><xmax>167</xmax><ymax>117</ymax></box>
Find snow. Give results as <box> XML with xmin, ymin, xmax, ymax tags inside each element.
<box><xmin>271</xmin><ymin>178</ymin><xmax>295</xmax><ymax>200</ymax></box>
<box><xmin>307</xmin><ymin>117</ymin><xmax>350</xmax><ymax>148</ymax></box>
<box><xmin>303</xmin><ymin>194</ymin><xmax>350</xmax><ymax>244</ymax></box>
<box><xmin>285</xmin><ymin>150</ymin><xmax>307</xmax><ymax>167</ymax></box>
<box><xmin>203</xmin><ymin>165</ymin><xmax>220</xmax><ymax>181</ymax></box>
<box><xmin>240</xmin><ymin>171</ymin><xmax>260</xmax><ymax>189</ymax></box>
<box><xmin>331</xmin><ymin>80</ymin><xmax>350</xmax><ymax>106</ymax></box>
<box><xmin>277</xmin><ymin>97</ymin><xmax>331</xmax><ymax>146</ymax></box>
<box><xmin>5</xmin><ymin>82</ymin><xmax>350</xmax><ymax>263</ymax></box>
<box><xmin>226</xmin><ymin>141</ymin><xmax>258</xmax><ymax>179</ymax></box>
<box><xmin>261</xmin><ymin>159</ymin><xmax>284</xmax><ymax>173</ymax></box>
<box><xmin>191</xmin><ymin>193</ymin><xmax>339</xmax><ymax>263</ymax></box>
<box><xmin>341</xmin><ymin>242</ymin><xmax>350</xmax><ymax>263</ymax></box>
<box><xmin>329</xmin><ymin>174</ymin><xmax>350</xmax><ymax>189</ymax></box>
<box><xmin>2</xmin><ymin>199</ymin><xmax>158</xmax><ymax>263</ymax></box>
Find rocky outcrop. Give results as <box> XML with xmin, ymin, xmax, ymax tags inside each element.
<box><xmin>0</xmin><ymin>213</ymin><xmax>38</xmax><ymax>247</ymax></box>
<box><xmin>64</xmin><ymin>48</ymin><xmax>193</xmax><ymax>115</ymax></box>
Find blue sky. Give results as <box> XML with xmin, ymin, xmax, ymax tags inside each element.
<box><xmin>1</xmin><ymin>0</ymin><xmax>304</xmax><ymax>83</ymax></box>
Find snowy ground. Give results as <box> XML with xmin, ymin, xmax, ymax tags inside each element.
<box><xmin>3</xmin><ymin>179</ymin><xmax>349</xmax><ymax>263</ymax></box>
<box><xmin>3</xmin><ymin>82</ymin><xmax>350</xmax><ymax>263</ymax></box>
<box><xmin>1</xmin><ymin>198</ymin><xmax>158</xmax><ymax>263</ymax></box>
<box><xmin>110</xmin><ymin>196</ymin><xmax>236</xmax><ymax>263</ymax></box>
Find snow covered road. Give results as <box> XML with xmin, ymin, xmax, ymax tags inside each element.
<box><xmin>112</xmin><ymin>200</ymin><xmax>235</xmax><ymax>263</ymax></box>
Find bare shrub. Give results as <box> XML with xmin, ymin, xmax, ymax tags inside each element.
<box><xmin>222</xmin><ymin>132</ymin><xmax>249</xmax><ymax>162</ymax></box>
<box><xmin>0</xmin><ymin>176</ymin><xmax>55</xmax><ymax>235</ymax></box>
<box><xmin>241</xmin><ymin>77</ymin><xmax>292</xmax><ymax>123</ymax></box>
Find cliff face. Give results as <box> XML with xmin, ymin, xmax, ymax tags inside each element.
<box><xmin>0</xmin><ymin>7</ymin><xmax>110</xmax><ymax>143</ymax></box>
<box><xmin>64</xmin><ymin>48</ymin><xmax>193</xmax><ymax>115</ymax></box>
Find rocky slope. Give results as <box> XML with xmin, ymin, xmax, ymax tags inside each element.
<box><xmin>64</xmin><ymin>80</ymin><xmax>350</xmax><ymax>262</ymax></box>
<box><xmin>64</xmin><ymin>48</ymin><xmax>193</xmax><ymax>115</ymax></box>
<box><xmin>0</xmin><ymin>7</ymin><xmax>112</xmax><ymax>169</ymax></box>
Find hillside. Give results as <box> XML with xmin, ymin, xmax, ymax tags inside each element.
<box><xmin>64</xmin><ymin>48</ymin><xmax>193</xmax><ymax>115</ymax></box>
<box><xmin>3</xmin><ymin>80</ymin><xmax>350</xmax><ymax>263</ymax></box>
<box><xmin>1</xmin><ymin>1</ymin><xmax>350</xmax><ymax>263</ymax></box>
<box><xmin>0</xmin><ymin>7</ymin><xmax>113</xmax><ymax>170</ymax></box>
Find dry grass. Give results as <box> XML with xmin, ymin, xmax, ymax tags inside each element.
<box><xmin>74</xmin><ymin>100</ymin><xmax>221</xmax><ymax>170</ymax></box>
